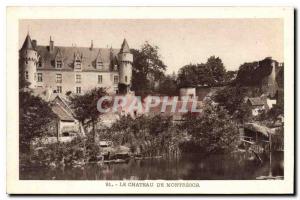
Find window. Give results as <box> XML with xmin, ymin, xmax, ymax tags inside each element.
<box><xmin>114</xmin><ymin>64</ymin><xmax>118</xmax><ymax>71</ymax></box>
<box><xmin>98</xmin><ymin>75</ymin><xmax>103</xmax><ymax>84</ymax></box>
<box><xmin>75</xmin><ymin>59</ymin><xmax>81</xmax><ymax>69</ymax></box>
<box><xmin>56</xmin><ymin>60</ymin><xmax>62</xmax><ymax>68</ymax></box>
<box><xmin>125</xmin><ymin>76</ymin><xmax>128</xmax><ymax>83</ymax></box>
<box><xmin>37</xmin><ymin>73</ymin><xmax>43</xmax><ymax>82</ymax></box>
<box><xmin>96</xmin><ymin>61</ymin><xmax>103</xmax><ymax>69</ymax></box>
<box><xmin>76</xmin><ymin>74</ymin><xmax>81</xmax><ymax>83</ymax></box>
<box><xmin>62</xmin><ymin>132</ymin><xmax>70</xmax><ymax>137</ymax></box>
<box><xmin>57</xmin><ymin>86</ymin><xmax>62</xmax><ymax>93</ymax></box>
<box><xmin>114</xmin><ymin>76</ymin><xmax>119</xmax><ymax>84</ymax></box>
<box><xmin>25</xmin><ymin>71</ymin><xmax>28</xmax><ymax>80</ymax></box>
<box><xmin>56</xmin><ymin>74</ymin><xmax>62</xmax><ymax>83</ymax></box>
<box><xmin>76</xmin><ymin>87</ymin><xmax>81</xmax><ymax>94</ymax></box>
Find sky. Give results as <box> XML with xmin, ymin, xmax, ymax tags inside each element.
<box><xmin>19</xmin><ymin>19</ymin><xmax>283</xmax><ymax>74</ymax></box>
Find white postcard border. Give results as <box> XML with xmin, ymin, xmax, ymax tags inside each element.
<box><xmin>6</xmin><ymin>7</ymin><xmax>294</xmax><ymax>194</ymax></box>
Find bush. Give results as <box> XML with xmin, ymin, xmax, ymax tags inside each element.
<box><xmin>180</xmin><ymin>104</ymin><xmax>240</xmax><ymax>155</ymax></box>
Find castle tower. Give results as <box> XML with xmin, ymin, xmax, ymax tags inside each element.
<box><xmin>19</xmin><ymin>34</ymin><xmax>38</xmax><ymax>88</ymax></box>
<box><xmin>118</xmin><ymin>39</ymin><xmax>133</xmax><ymax>93</ymax></box>
<box><xmin>260</xmin><ymin>57</ymin><xmax>278</xmax><ymax>97</ymax></box>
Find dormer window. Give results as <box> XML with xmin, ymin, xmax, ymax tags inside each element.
<box><xmin>55</xmin><ymin>49</ymin><xmax>63</xmax><ymax>69</ymax></box>
<box><xmin>74</xmin><ymin>52</ymin><xmax>82</xmax><ymax>70</ymax></box>
<box><xmin>95</xmin><ymin>50</ymin><xmax>103</xmax><ymax>70</ymax></box>
<box><xmin>56</xmin><ymin>60</ymin><xmax>62</xmax><ymax>68</ymax></box>
<box><xmin>96</xmin><ymin>61</ymin><xmax>103</xmax><ymax>69</ymax></box>
<box><xmin>75</xmin><ymin>59</ymin><xmax>81</xmax><ymax>69</ymax></box>
<box><xmin>114</xmin><ymin>64</ymin><xmax>118</xmax><ymax>71</ymax></box>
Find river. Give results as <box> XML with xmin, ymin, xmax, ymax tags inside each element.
<box><xmin>20</xmin><ymin>152</ymin><xmax>283</xmax><ymax>180</ymax></box>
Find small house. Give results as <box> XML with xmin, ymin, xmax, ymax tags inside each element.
<box><xmin>247</xmin><ymin>97</ymin><xmax>265</xmax><ymax>116</ymax></box>
<box><xmin>50</xmin><ymin>95</ymin><xmax>82</xmax><ymax>142</ymax></box>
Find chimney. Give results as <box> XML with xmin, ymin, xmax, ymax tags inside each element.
<box><xmin>90</xmin><ymin>40</ymin><xmax>93</xmax><ymax>50</ymax></box>
<box><xmin>32</xmin><ymin>40</ymin><xmax>37</xmax><ymax>49</ymax></box>
<box><xmin>49</xmin><ymin>36</ymin><xmax>54</xmax><ymax>52</ymax></box>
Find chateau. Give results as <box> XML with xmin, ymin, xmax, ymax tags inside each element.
<box><xmin>19</xmin><ymin>34</ymin><xmax>133</xmax><ymax>95</ymax></box>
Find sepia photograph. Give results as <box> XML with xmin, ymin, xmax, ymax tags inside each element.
<box><xmin>6</xmin><ymin>7</ymin><xmax>294</xmax><ymax>194</ymax></box>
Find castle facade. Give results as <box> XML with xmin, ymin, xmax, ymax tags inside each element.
<box><xmin>19</xmin><ymin>34</ymin><xmax>133</xmax><ymax>95</ymax></box>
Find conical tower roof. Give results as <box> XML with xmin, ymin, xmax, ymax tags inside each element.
<box><xmin>21</xmin><ymin>34</ymin><xmax>34</xmax><ymax>50</ymax></box>
<box><xmin>119</xmin><ymin>38</ymin><xmax>130</xmax><ymax>53</ymax></box>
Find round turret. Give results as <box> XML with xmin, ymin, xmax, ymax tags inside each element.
<box><xmin>118</xmin><ymin>39</ymin><xmax>133</xmax><ymax>88</ymax></box>
<box><xmin>20</xmin><ymin>34</ymin><xmax>38</xmax><ymax>88</ymax></box>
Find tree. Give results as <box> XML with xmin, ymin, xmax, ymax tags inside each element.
<box><xmin>177</xmin><ymin>56</ymin><xmax>226</xmax><ymax>88</ymax></box>
<box><xmin>213</xmin><ymin>86</ymin><xmax>246</xmax><ymax>114</ymax></box>
<box><xmin>206</xmin><ymin>56</ymin><xmax>226</xmax><ymax>84</ymax></box>
<box><xmin>180</xmin><ymin>104</ymin><xmax>239</xmax><ymax>155</ymax></box>
<box><xmin>235</xmin><ymin>61</ymin><xmax>259</xmax><ymax>86</ymax></box>
<box><xmin>158</xmin><ymin>75</ymin><xmax>178</xmax><ymax>96</ymax></box>
<box><xmin>177</xmin><ymin>64</ymin><xmax>200</xmax><ymax>88</ymax></box>
<box><xmin>69</xmin><ymin>87</ymin><xmax>111</xmax><ymax>142</ymax></box>
<box><xmin>213</xmin><ymin>86</ymin><xmax>254</xmax><ymax>123</ymax></box>
<box><xmin>19</xmin><ymin>91</ymin><xmax>56</xmax><ymax>152</ymax></box>
<box><xmin>131</xmin><ymin>42</ymin><xmax>167</xmax><ymax>95</ymax></box>
<box><xmin>224</xmin><ymin>70</ymin><xmax>237</xmax><ymax>84</ymax></box>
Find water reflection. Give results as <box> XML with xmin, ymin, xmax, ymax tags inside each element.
<box><xmin>20</xmin><ymin>152</ymin><xmax>283</xmax><ymax>180</ymax></box>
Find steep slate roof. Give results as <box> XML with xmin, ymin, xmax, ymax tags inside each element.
<box><xmin>49</xmin><ymin>95</ymin><xmax>76</xmax><ymax>122</ymax></box>
<box><xmin>21</xmin><ymin>34</ymin><xmax>34</xmax><ymax>50</ymax></box>
<box><xmin>52</xmin><ymin>95</ymin><xmax>75</xmax><ymax>116</ymax></box>
<box><xmin>119</xmin><ymin>39</ymin><xmax>130</xmax><ymax>53</ymax></box>
<box><xmin>51</xmin><ymin>104</ymin><xmax>75</xmax><ymax>121</ymax></box>
<box><xmin>36</xmin><ymin>45</ymin><xmax>121</xmax><ymax>72</ymax></box>
<box><xmin>247</xmin><ymin>97</ymin><xmax>265</xmax><ymax>106</ymax></box>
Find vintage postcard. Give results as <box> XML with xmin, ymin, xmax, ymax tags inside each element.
<box><xmin>6</xmin><ymin>7</ymin><xmax>294</xmax><ymax>194</ymax></box>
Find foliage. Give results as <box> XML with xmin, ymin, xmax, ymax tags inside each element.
<box><xmin>131</xmin><ymin>42</ymin><xmax>167</xmax><ymax>95</ymax></box>
<box><xmin>177</xmin><ymin>56</ymin><xmax>226</xmax><ymax>88</ymax></box>
<box><xmin>256</xmin><ymin>104</ymin><xmax>283</xmax><ymax>123</ymax></box>
<box><xmin>177</xmin><ymin>64</ymin><xmax>211</xmax><ymax>88</ymax></box>
<box><xmin>69</xmin><ymin>87</ymin><xmax>111</xmax><ymax>141</ymax></box>
<box><xmin>235</xmin><ymin>61</ymin><xmax>259</xmax><ymax>86</ymax></box>
<box><xmin>158</xmin><ymin>75</ymin><xmax>178</xmax><ymax>96</ymax></box>
<box><xmin>206</xmin><ymin>56</ymin><xmax>226</xmax><ymax>83</ymax></box>
<box><xmin>235</xmin><ymin>57</ymin><xmax>274</xmax><ymax>86</ymax></box>
<box><xmin>213</xmin><ymin>86</ymin><xmax>246</xmax><ymax>114</ymax></box>
<box><xmin>20</xmin><ymin>136</ymin><xmax>100</xmax><ymax>168</ymax></box>
<box><xmin>100</xmin><ymin>115</ymin><xmax>185</xmax><ymax>157</ymax></box>
<box><xmin>180</xmin><ymin>104</ymin><xmax>239</xmax><ymax>155</ymax></box>
<box><xmin>213</xmin><ymin>86</ymin><xmax>264</xmax><ymax>123</ymax></box>
<box><xmin>19</xmin><ymin>91</ymin><xmax>56</xmax><ymax>153</ymax></box>
<box><xmin>224</xmin><ymin>70</ymin><xmax>237</xmax><ymax>84</ymax></box>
